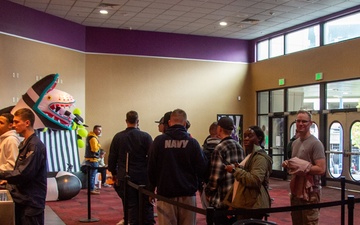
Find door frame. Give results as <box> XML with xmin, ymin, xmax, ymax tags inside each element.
<box><xmin>269</xmin><ymin>115</ymin><xmax>288</xmax><ymax>180</ymax></box>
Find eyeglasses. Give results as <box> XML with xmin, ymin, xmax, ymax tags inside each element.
<box><xmin>295</xmin><ymin>119</ymin><xmax>310</xmax><ymax>124</ymax></box>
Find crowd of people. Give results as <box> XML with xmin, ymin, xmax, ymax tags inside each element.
<box><xmin>0</xmin><ymin>108</ymin><xmax>325</xmax><ymax>225</ymax></box>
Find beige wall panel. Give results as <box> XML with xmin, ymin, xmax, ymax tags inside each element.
<box><xmin>251</xmin><ymin>38</ymin><xmax>360</xmax><ymax>91</ymax></box>
<box><xmin>0</xmin><ymin>33</ymin><xmax>86</xmax><ymax>157</ymax></box>
<box><xmin>85</xmin><ymin>54</ymin><xmax>250</xmax><ymax>152</ymax></box>
<box><xmin>0</xmin><ymin>34</ymin><xmax>86</xmax><ymax>112</ymax></box>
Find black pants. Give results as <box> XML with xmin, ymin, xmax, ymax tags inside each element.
<box><xmin>114</xmin><ymin>180</ymin><xmax>155</xmax><ymax>225</ymax></box>
<box><xmin>15</xmin><ymin>204</ymin><xmax>44</xmax><ymax>225</ymax></box>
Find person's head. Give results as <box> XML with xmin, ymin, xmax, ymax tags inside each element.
<box><xmin>126</xmin><ymin>110</ymin><xmax>139</xmax><ymax>127</ymax></box>
<box><xmin>217</xmin><ymin>117</ymin><xmax>234</xmax><ymax>138</ymax></box>
<box><xmin>0</xmin><ymin>113</ymin><xmax>14</xmax><ymax>136</ymax></box>
<box><xmin>163</xmin><ymin>111</ymin><xmax>172</xmax><ymax>132</ymax></box>
<box><xmin>209</xmin><ymin>122</ymin><xmax>218</xmax><ymax>137</ymax></box>
<box><xmin>93</xmin><ymin>125</ymin><xmax>102</xmax><ymax>136</ymax></box>
<box><xmin>155</xmin><ymin>116</ymin><xmax>164</xmax><ymax>133</ymax></box>
<box><xmin>13</xmin><ymin>108</ymin><xmax>35</xmax><ymax>137</ymax></box>
<box><xmin>169</xmin><ymin>109</ymin><xmax>187</xmax><ymax>127</ymax></box>
<box><xmin>295</xmin><ymin>109</ymin><xmax>313</xmax><ymax>138</ymax></box>
<box><xmin>243</xmin><ymin>126</ymin><xmax>265</xmax><ymax>154</ymax></box>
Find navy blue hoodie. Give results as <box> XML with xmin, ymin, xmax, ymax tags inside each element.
<box><xmin>148</xmin><ymin>125</ymin><xmax>207</xmax><ymax>198</ymax></box>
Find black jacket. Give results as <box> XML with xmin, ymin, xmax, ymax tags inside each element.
<box><xmin>108</xmin><ymin>127</ymin><xmax>152</xmax><ymax>185</ymax></box>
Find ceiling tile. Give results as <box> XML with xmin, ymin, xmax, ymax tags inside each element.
<box><xmin>6</xmin><ymin>0</ymin><xmax>360</xmax><ymax>40</ymax></box>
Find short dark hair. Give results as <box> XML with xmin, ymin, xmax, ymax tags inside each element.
<box><xmin>126</xmin><ymin>111</ymin><xmax>138</xmax><ymax>124</ymax></box>
<box><xmin>14</xmin><ymin>108</ymin><xmax>35</xmax><ymax>127</ymax></box>
<box><xmin>93</xmin><ymin>125</ymin><xmax>102</xmax><ymax>130</ymax></box>
<box><xmin>171</xmin><ymin>109</ymin><xmax>187</xmax><ymax>124</ymax></box>
<box><xmin>209</xmin><ymin>122</ymin><xmax>218</xmax><ymax>135</ymax></box>
<box><xmin>1</xmin><ymin>113</ymin><xmax>14</xmax><ymax>123</ymax></box>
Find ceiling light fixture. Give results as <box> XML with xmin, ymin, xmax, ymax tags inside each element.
<box><xmin>100</xmin><ymin>9</ymin><xmax>108</xmax><ymax>14</ymax></box>
<box><xmin>219</xmin><ymin>21</ymin><xmax>227</xmax><ymax>26</ymax></box>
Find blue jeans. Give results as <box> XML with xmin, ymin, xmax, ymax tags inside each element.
<box><xmin>85</xmin><ymin>161</ymin><xmax>98</xmax><ymax>191</ymax></box>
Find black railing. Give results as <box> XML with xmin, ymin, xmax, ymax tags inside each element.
<box><xmin>123</xmin><ymin>176</ymin><xmax>358</xmax><ymax>225</ymax></box>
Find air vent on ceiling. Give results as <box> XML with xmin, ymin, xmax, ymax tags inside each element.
<box><xmin>98</xmin><ymin>3</ymin><xmax>120</xmax><ymax>9</ymax></box>
<box><xmin>241</xmin><ymin>18</ymin><xmax>260</xmax><ymax>24</ymax></box>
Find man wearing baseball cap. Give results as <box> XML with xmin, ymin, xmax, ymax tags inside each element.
<box><xmin>205</xmin><ymin>116</ymin><xmax>245</xmax><ymax>225</ymax></box>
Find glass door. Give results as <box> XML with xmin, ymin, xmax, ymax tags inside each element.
<box><xmin>269</xmin><ymin>116</ymin><xmax>287</xmax><ymax>179</ymax></box>
<box><xmin>326</xmin><ymin>111</ymin><xmax>360</xmax><ymax>188</ymax></box>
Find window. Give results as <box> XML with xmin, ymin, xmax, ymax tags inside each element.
<box><xmin>257</xmin><ymin>40</ymin><xmax>269</xmax><ymax>61</ymax></box>
<box><xmin>287</xmin><ymin>85</ymin><xmax>320</xmax><ymax>111</ymax></box>
<box><xmin>329</xmin><ymin>122</ymin><xmax>343</xmax><ymax>178</ymax></box>
<box><xmin>285</xmin><ymin>25</ymin><xmax>320</xmax><ymax>54</ymax></box>
<box><xmin>258</xmin><ymin>116</ymin><xmax>269</xmax><ymax>149</ymax></box>
<box><xmin>326</xmin><ymin>79</ymin><xmax>360</xmax><ymax>110</ymax></box>
<box><xmin>258</xmin><ymin>91</ymin><xmax>269</xmax><ymax>114</ymax></box>
<box><xmin>270</xmin><ymin>89</ymin><xmax>284</xmax><ymax>113</ymax></box>
<box><xmin>270</xmin><ymin>35</ymin><xmax>284</xmax><ymax>58</ymax></box>
<box><xmin>324</xmin><ymin>12</ymin><xmax>360</xmax><ymax>45</ymax></box>
<box><xmin>256</xmin><ymin>10</ymin><xmax>360</xmax><ymax>61</ymax></box>
<box><xmin>350</xmin><ymin>121</ymin><xmax>360</xmax><ymax>181</ymax></box>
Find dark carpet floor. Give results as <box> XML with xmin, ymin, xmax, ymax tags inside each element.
<box><xmin>46</xmin><ymin>178</ymin><xmax>360</xmax><ymax>225</ymax></box>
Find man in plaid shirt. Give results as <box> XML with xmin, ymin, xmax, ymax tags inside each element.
<box><xmin>205</xmin><ymin>117</ymin><xmax>244</xmax><ymax>225</ymax></box>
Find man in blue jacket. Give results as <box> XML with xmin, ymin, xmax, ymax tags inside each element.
<box><xmin>148</xmin><ymin>109</ymin><xmax>207</xmax><ymax>225</ymax></box>
<box><xmin>0</xmin><ymin>108</ymin><xmax>47</xmax><ymax>225</ymax></box>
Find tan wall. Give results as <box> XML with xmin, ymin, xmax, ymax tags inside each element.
<box><xmin>250</xmin><ymin>38</ymin><xmax>360</xmax><ymax>91</ymax></box>
<box><xmin>85</xmin><ymin>54</ymin><xmax>251</xmax><ymax>153</ymax></box>
<box><xmin>0</xmin><ymin>34</ymin><xmax>86</xmax><ymax>110</ymax></box>
<box><xmin>0</xmin><ymin>33</ymin><xmax>86</xmax><ymax>155</ymax></box>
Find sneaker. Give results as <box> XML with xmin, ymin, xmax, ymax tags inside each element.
<box><xmin>116</xmin><ymin>219</ymin><xmax>124</xmax><ymax>225</ymax></box>
<box><xmin>103</xmin><ymin>183</ymin><xmax>112</xmax><ymax>187</ymax></box>
<box><xmin>90</xmin><ymin>190</ymin><xmax>100</xmax><ymax>195</ymax></box>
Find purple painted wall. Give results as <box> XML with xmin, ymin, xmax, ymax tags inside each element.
<box><xmin>86</xmin><ymin>27</ymin><xmax>250</xmax><ymax>62</ymax></box>
<box><xmin>0</xmin><ymin>0</ymin><xmax>86</xmax><ymax>51</ymax></box>
<box><xmin>0</xmin><ymin>0</ymin><xmax>250</xmax><ymax>62</ymax></box>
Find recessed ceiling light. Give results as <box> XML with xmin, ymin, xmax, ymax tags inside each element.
<box><xmin>100</xmin><ymin>9</ymin><xmax>108</xmax><ymax>14</ymax></box>
<box><xmin>219</xmin><ymin>21</ymin><xmax>227</xmax><ymax>26</ymax></box>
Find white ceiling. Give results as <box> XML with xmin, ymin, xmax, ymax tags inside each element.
<box><xmin>8</xmin><ymin>0</ymin><xmax>360</xmax><ymax>40</ymax></box>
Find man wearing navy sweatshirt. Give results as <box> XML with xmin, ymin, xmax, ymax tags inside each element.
<box><xmin>148</xmin><ymin>109</ymin><xmax>207</xmax><ymax>225</ymax></box>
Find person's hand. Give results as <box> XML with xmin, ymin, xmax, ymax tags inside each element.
<box><xmin>149</xmin><ymin>196</ymin><xmax>156</xmax><ymax>206</ymax></box>
<box><xmin>225</xmin><ymin>164</ymin><xmax>235</xmax><ymax>173</ymax></box>
<box><xmin>282</xmin><ymin>160</ymin><xmax>289</xmax><ymax>168</ymax></box>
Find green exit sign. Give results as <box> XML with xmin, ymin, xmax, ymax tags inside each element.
<box><xmin>315</xmin><ymin>72</ymin><xmax>323</xmax><ymax>80</ymax></box>
<box><xmin>279</xmin><ymin>78</ymin><xmax>285</xmax><ymax>86</ymax></box>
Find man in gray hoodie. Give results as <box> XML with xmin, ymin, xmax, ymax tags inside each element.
<box><xmin>0</xmin><ymin>113</ymin><xmax>20</xmax><ymax>172</ymax></box>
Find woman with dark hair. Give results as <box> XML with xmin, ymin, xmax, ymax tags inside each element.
<box><xmin>223</xmin><ymin>125</ymin><xmax>273</xmax><ymax>220</ymax></box>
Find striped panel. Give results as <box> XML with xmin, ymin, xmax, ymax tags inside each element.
<box><xmin>36</xmin><ymin>129</ymin><xmax>81</xmax><ymax>172</ymax></box>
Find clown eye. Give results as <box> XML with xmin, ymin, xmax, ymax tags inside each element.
<box><xmin>47</xmin><ymin>96</ymin><xmax>52</xmax><ymax>100</ymax></box>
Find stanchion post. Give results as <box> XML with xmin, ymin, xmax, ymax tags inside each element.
<box><xmin>206</xmin><ymin>207</ymin><xmax>215</xmax><ymax>225</ymax></box>
<box><xmin>341</xmin><ymin>176</ymin><xmax>345</xmax><ymax>225</ymax></box>
<box><xmin>138</xmin><ymin>185</ymin><xmax>145</xmax><ymax>225</ymax></box>
<box><xmin>124</xmin><ymin>175</ymin><xmax>130</xmax><ymax>225</ymax></box>
<box><xmin>347</xmin><ymin>195</ymin><xmax>354</xmax><ymax>225</ymax></box>
<box><xmin>79</xmin><ymin>165</ymin><xmax>99</xmax><ymax>222</ymax></box>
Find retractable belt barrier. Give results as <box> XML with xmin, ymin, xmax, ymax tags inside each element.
<box><xmin>123</xmin><ymin>176</ymin><xmax>358</xmax><ymax>225</ymax></box>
